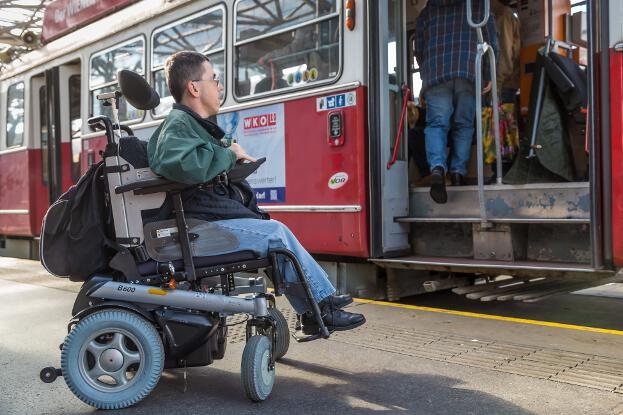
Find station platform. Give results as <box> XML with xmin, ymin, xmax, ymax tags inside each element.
<box><xmin>1</xmin><ymin>258</ymin><xmax>623</xmax><ymax>414</ymax></box>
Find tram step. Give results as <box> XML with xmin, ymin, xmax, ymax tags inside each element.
<box><xmin>371</xmin><ymin>256</ymin><xmax>612</xmax><ymax>279</ymax></box>
<box><xmin>408</xmin><ymin>182</ymin><xmax>590</xmax><ymax>221</ymax></box>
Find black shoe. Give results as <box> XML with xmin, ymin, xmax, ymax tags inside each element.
<box><xmin>429</xmin><ymin>166</ymin><xmax>447</xmax><ymax>204</ymax></box>
<box><xmin>301</xmin><ymin>300</ymin><xmax>365</xmax><ymax>334</ymax></box>
<box><xmin>450</xmin><ymin>172</ymin><xmax>464</xmax><ymax>186</ymax></box>
<box><xmin>329</xmin><ymin>294</ymin><xmax>353</xmax><ymax>309</ymax></box>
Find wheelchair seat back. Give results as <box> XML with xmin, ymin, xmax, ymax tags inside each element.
<box><xmin>104</xmin><ymin>135</ymin><xmax>166</xmax><ymax>247</ymax></box>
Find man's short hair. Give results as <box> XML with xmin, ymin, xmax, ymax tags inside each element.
<box><xmin>164</xmin><ymin>51</ymin><xmax>210</xmax><ymax>102</ymax></box>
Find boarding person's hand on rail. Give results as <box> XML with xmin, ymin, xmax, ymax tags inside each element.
<box><xmin>482</xmin><ymin>81</ymin><xmax>492</xmax><ymax>95</ymax></box>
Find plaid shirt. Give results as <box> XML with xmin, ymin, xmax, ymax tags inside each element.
<box><xmin>414</xmin><ymin>0</ymin><xmax>498</xmax><ymax>91</ymax></box>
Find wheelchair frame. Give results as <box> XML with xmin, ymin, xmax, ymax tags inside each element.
<box><xmin>40</xmin><ymin>81</ymin><xmax>330</xmax><ymax>409</ymax></box>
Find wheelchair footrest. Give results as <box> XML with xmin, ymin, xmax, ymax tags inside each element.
<box><xmin>291</xmin><ymin>330</ymin><xmax>331</xmax><ymax>343</ymax></box>
<box><xmin>292</xmin><ymin>314</ymin><xmax>331</xmax><ymax>342</ymax></box>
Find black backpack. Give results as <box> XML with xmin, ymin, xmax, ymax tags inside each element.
<box><xmin>40</xmin><ymin>161</ymin><xmax>118</xmax><ymax>281</ymax></box>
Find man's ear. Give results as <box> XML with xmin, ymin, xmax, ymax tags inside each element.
<box><xmin>186</xmin><ymin>81</ymin><xmax>199</xmax><ymax>97</ymax></box>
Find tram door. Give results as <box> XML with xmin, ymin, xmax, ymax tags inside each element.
<box><xmin>369</xmin><ymin>0</ymin><xmax>410</xmax><ymax>257</ymax></box>
<box><xmin>42</xmin><ymin>64</ymin><xmax>81</xmax><ymax>204</ymax></box>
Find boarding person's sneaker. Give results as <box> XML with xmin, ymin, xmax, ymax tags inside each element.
<box><xmin>429</xmin><ymin>166</ymin><xmax>447</xmax><ymax>204</ymax></box>
<box><xmin>301</xmin><ymin>299</ymin><xmax>365</xmax><ymax>334</ymax></box>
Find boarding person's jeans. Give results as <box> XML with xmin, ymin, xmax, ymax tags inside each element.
<box><xmin>424</xmin><ymin>79</ymin><xmax>476</xmax><ymax>176</ymax></box>
<box><xmin>212</xmin><ymin>218</ymin><xmax>336</xmax><ymax>314</ymax></box>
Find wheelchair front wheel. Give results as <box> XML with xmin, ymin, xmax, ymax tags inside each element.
<box><xmin>241</xmin><ymin>335</ymin><xmax>275</xmax><ymax>402</ymax></box>
<box><xmin>61</xmin><ymin>309</ymin><xmax>164</xmax><ymax>409</ymax></box>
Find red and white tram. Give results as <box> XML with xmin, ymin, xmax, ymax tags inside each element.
<box><xmin>0</xmin><ymin>0</ymin><xmax>621</xmax><ymax>300</ymax></box>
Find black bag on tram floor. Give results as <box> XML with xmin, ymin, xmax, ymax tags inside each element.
<box><xmin>40</xmin><ymin>160</ymin><xmax>118</xmax><ymax>281</ymax></box>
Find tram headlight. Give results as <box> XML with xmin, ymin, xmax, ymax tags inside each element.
<box><xmin>20</xmin><ymin>31</ymin><xmax>39</xmax><ymax>47</ymax></box>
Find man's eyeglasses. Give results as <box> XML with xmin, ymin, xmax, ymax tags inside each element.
<box><xmin>192</xmin><ymin>74</ymin><xmax>221</xmax><ymax>88</ymax></box>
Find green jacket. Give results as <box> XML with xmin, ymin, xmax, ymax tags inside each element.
<box><xmin>148</xmin><ymin>108</ymin><xmax>236</xmax><ymax>184</ymax></box>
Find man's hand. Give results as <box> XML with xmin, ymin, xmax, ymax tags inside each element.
<box><xmin>482</xmin><ymin>81</ymin><xmax>492</xmax><ymax>95</ymax></box>
<box><xmin>230</xmin><ymin>142</ymin><xmax>257</xmax><ymax>163</ymax></box>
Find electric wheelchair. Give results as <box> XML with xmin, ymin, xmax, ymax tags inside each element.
<box><xmin>39</xmin><ymin>70</ymin><xmax>330</xmax><ymax>409</ymax></box>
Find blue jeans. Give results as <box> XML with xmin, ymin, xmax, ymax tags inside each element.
<box><xmin>424</xmin><ymin>79</ymin><xmax>476</xmax><ymax>176</ymax></box>
<box><xmin>212</xmin><ymin>218</ymin><xmax>336</xmax><ymax>314</ymax></box>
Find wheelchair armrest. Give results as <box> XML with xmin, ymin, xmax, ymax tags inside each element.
<box><xmin>115</xmin><ymin>178</ymin><xmax>191</xmax><ymax>195</ymax></box>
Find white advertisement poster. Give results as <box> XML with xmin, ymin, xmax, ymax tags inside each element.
<box><xmin>217</xmin><ymin>103</ymin><xmax>286</xmax><ymax>203</ymax></box>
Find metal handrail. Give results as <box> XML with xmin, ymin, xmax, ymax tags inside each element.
<box><xmin>466</xmin><ymin>0</ymin><xmax>490</xmax><ymax>29</ymax></box>
<box><xmin>466</xmin><ymin>0</ymin><xmax>502</xmax><ymax>226</ymax></box>
<box><xmin>527</xmin><ymin>0</ymin><xmax>554</xmax><ymax>159</ymax></box>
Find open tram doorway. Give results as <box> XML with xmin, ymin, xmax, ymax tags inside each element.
<box><xmin>31</xmin><ymin>61</ymin><xmax>81</xmax><ymax>230</ymax></box>
<box><xmin>405</xmin><ymin>0</ymin><xmax>590</xmax><ymax>187</ymax></box>
<box><xmin>369</xmin><ymin>0</ymin><xmax>612</xmax><ymax>300</ymax></box>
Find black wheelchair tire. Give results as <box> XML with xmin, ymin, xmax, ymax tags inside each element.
<box><xmin>267</xmin><ymin>308</ymin><xmax>290</xmax><ymax>360</ymax></box>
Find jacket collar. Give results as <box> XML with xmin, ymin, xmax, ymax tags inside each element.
<box><xmin>173</xmin><ymin>103</ymin><xmax>225</xmax><ymax>140</ymax></box>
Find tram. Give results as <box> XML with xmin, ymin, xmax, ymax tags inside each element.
<box><xmin>0</xmin><ymin>0</ymin><xmax>621</xmax><ymax>300</ymax></box>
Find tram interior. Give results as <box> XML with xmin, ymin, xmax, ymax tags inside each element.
<box><xmin>396</xmin><ymin>0</ymin><xmax>593</xmax><ymax>268</ymax></box>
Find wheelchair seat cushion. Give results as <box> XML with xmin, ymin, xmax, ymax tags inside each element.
<box><xmin>136</xmin><ymin>250</ymin><xmax>259</xmax><ymax>276</ymax></box>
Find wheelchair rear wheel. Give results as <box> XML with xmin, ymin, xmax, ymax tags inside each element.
<box><xmin>267</xmin><ymin>308</ymin><xmax>290</xmax><ymax>360</ymax></box>
<box><xmin>241</xmin><ymin>335</ymin><xmax>275</xmax><ymax>402</ymax></box>
<box><xmin>60</xmin><ymin>309</ymin><xmax>164</xmax><ymax>409</ymax></box>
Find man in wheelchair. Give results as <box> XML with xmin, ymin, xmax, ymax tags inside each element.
<box><xmin>39</xmin><ymin>50</ymin><xmax>364</xmax><ymax>410</ymax></box>
<box><xmin>148</xmin><ymin>50</ymin><xmax>365</xmax><ymax>334</ymax></box>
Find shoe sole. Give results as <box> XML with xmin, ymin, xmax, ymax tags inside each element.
<box><xmin>329</xmin><ymin>316</ymin><xmax>366</xmax><ymax>332</ymax></box>
<box><xmin>302</xmin><ymin>316</ymin><xmax>366</xmax><ymax>335</ymax></box>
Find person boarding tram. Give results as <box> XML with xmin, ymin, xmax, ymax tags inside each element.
<box><xmin>491</xmin><ymin>0</ymin><xmax>520</xmax><ymax>104</ymax></box>
<box><xmin>147</xmin><ymin>51</ymin><xmax>365</xmax><ymax>333</ymax></box>
<box><xmin>415</xmin><ymin>0</ymin><xmax>498</xmax><ymax>204</ymax></box>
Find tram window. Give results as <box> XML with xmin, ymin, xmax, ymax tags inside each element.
<box><xmin>234</xmin><ymin>0</ymin><xmax>341</xmax><ymax>99</ymax></box>
<box><xmin>235</xmin><ymin>0</ymin><xmax>337</xmax><ymax>41</ymax></box>
<box><xmin>151</xmin><ymin>6</ymin><xmax>225</xmax><ymax>117</ymax></box>
<box><xmin>39</xmin><ymin>86</ymin><xmax>48</xmax><ymax>185</ymax></box>
<box><xmin>69</xmin><ymin>75</ymin><xmax>81</xmax><ymax>182</ymax></box>
<box><xmin>89</xmin><ymin>37</ymin><xmax>145</xmax><ymax>122</ymax></box>
<box><xmin>6</xmin><ymin>82</ymin><xmax>25</xmax><ymax>148</ymax></box>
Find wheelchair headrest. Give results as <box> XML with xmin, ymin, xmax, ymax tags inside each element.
<box><xmin>117</xmin><ymin>70</ymin><xmax>160</xmax><ymax>111</ymax></box>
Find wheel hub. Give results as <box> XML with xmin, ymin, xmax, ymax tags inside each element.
<box><xmin>99</xmin><ymin>348</ymin><xmax>124</xmax><ymax>372</ymax></box>
<box><xmin>261</xmin><ymin>349</ymin><xmax>273</xmax><ymax>382</ymax></box>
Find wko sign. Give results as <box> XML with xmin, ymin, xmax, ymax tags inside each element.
<box><xmin>243</xmin><ymin>113</ymin><xmax>278</xmax><ymax>130</ymax></box>
<box><xmin>42</xmin><ymin>0</ymin><xmax>139</xmax><ymax>42</ymax></box>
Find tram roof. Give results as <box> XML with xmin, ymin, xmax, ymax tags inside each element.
<box><xmin>0</xmin><ymin>0</ymin><xmax>197</xmax><ymax>79</ymax></box>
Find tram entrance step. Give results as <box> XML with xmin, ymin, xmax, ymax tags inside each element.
<box><xmin>407</xmin><ymin>182</ymin><xmax>589</xmax><ymax>222</ymax></box>
<box><xmin>400</xmin><ymin>186</ymin><xmax>593</xmax><ymax>262</ymax></box>
<box><xmin>370</xmin><ymin>256</ymin><xmax>613</xmax><ymax>280</ymax></box>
